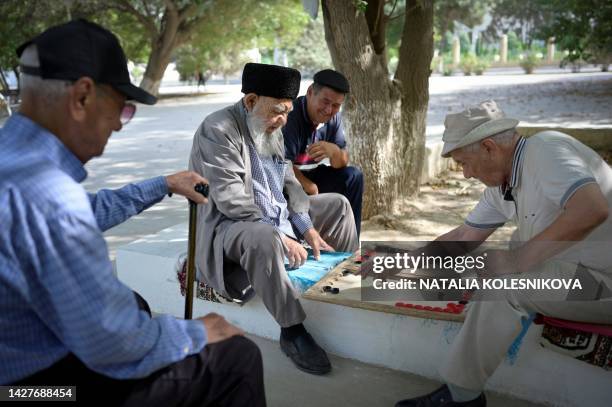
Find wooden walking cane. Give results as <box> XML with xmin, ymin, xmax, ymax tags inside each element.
<box><xmin>185</xmin><ymin>183</ymin><xmax>209</xmax><ymax>320</ymax></box>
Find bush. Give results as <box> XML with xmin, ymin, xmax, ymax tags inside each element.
<box><xmin>460</xmin><ymin>54</ymin><xmax>489</xmax><ymax>76</ymax></box>
<box><xmin>474</xmin><ymin>59</ymin><xmax>490</xmax><ymax>75</ymax></box>
<box><xmin>519</xmin><ymin>53</ymin><xmax>540</xmax><ymax>74</ymax></box>
<box><xmin>443</xmin><ymin>64</ymin><xmax>455</xmax><ymax>76</ymax></box>
<box><xmin>560</xmin><ymin>51</ymin><xmax>585</xmax><ymax>73</ymax></box>
<box><xmin>460</xmin><ymin>54</ymin><xmax>478</xmax><ymax>75</ymax></box>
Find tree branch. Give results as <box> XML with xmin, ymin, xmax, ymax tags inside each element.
<box><xmin>139</xmin><ymin>0</ymin><xmax>151</xmax><ymax>18</ymax></box>
<box><xmin>387</xmin><ymin>0</ymin><xmax>399</xmax><ymax>17</ymax></box>
<box><xmin>178</xmin><ymin>1</ymin><xmax>199</xmax><ymax>22</ymax></box>
<box><xmin>163</xmin><ymin>0</ymin><xmax>177</xmax><ymax>14</ymax></box>
<box><xmin>113</xmin><ymin>0</ymin><xmax>159</xmax><ymax>38</ymax></box>
<box><xmin>365</xmin><ymin>0</ymin><xmax>386</xmax><ymax>55</ymax></box>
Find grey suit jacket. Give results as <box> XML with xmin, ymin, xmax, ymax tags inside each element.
<box><xmin>188</xmin><ymin>100</ymin><xmax>309</xmax><ymax>298</ymax></box>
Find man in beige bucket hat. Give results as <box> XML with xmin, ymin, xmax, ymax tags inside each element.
<box><xmin>395</xmin><ymin>100</ymin><xmax>612</xmax><ymax>406</ymax></box>
<box><xmin>440</xmin><ymin>99</ymin><xmax>518</xmax><ymax>158</ymax></box>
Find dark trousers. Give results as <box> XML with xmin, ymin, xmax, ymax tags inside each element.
<box><xmin>303</xmin><ymin>165</ymin><xmax>363</xmax><ymax>237</ymax></box>
<box><xmin>13</xmin><ymin>293</ymin><xmax>266</xmax><ymax>407</ymax></box>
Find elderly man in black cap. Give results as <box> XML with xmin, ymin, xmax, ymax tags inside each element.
<box><xmin>283</xmin><ymin>69</ymin><xmax>364</xmax><ymax>237</ymax></box>
<box><xmin>188</xmin><ymin>63</ymin><xmax>358</xmax><ymax>375</ymax></box>
<box><xmin>0</xmin><ymin>19</ymin><xmax>265</xmax><ymax>407</ymax></box>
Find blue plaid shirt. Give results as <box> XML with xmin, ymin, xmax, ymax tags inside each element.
<box><xmin>247</xmin><ymin>141</ymin><xmax>313</xmax><ymax>238</ymax></box>
<box><xmin>0</xmin><ymin>114</ymin><xmax>206</xmax><ymax>384</ymax></box>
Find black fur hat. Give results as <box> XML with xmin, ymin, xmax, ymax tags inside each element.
<box><xmin>241</xmin><ymin>63</ymin><xmax>301</xmax><ymax>99</ymax></box>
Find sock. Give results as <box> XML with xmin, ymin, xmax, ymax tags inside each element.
<box><xmin>447</xmin><ymin>383</ymin><xmax>482</xmax><ymax>402</ymax></box>
<box><xmin>281</xmin><ymin>323</ymin><xmax>307</xmax><ymax>340</ymax></box>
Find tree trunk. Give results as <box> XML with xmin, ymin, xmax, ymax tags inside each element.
<box><xmin>140</xmin><ymin>39</ymin><xmax>176</xmax><ymax>95</ymax></box>
<box><xmin>139</xmin><ymin>6</ymin><xmax>183</xmax><ymax>96</ymax></box>
<box><xmin>396</xmin><ymin>0</ymin><xmax>434</xmax><ymax>195</ymax></box>
<box><xmin>321</xmin><ymin>0</ymin><xmax>433</xmax><ymax>220</ymax></box>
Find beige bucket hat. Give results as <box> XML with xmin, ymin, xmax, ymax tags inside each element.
<box><xmin>441</xmin><ymin>100</ymin><xmax>519</xmax><ymax>157</ymax></box>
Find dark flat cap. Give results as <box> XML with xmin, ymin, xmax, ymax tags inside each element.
<box><xmin>241</xmin><ymin>63</ymin><xmax>301</xmax><ymax>100</ymax></box>
<box><xmin>313</xmin><ymin>69</ymin><xmax>350</xmax><ymax>94</ymax></box>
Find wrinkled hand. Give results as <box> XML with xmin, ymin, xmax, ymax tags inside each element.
<box><xmin>303</xmin><ymin>228</ymin><xmax>335</xmax><ymax>260</ymax></box>
<box><xmin>282</xmin><ymin>235</ymin><xmax>308</xmax><ymax>268</ymax></box>
<box><xmin>307</xmin><ymin>141</ymin><xmax>340</xmax><ymax>162</ymax></box>
<box><xmin>166</xmin><ymin>171</ymin><xmax>209</xmax><ymax>204</ymax></box>
<box><xmin>197</xmin><ymin>313</ymin><xmax>243</xmax><ymax>344</ymax></box>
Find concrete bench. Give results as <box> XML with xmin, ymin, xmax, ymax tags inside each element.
<box><xmin>116</xmin><ymin>223</ymin><xmax>611</xmax><ymax>407</ymax></box>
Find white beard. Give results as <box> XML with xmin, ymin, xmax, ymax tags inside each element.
<box><xmin>246</xmin><ymin>110</ymin><xmax>284</xmax><ymax>159</ymax></box>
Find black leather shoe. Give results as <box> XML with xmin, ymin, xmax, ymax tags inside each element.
<box><xmin>395</xmin><ymin>385</ymin><xmax>486</xmax><ymax>407</ymax></box>
<box><xmin>280</xmin><ymin>332</ymin><xmax>331</xmax><ymax>375</ymax></box>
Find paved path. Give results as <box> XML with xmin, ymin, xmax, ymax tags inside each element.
<box><xmin>250</xmin><ymin>334</ymin><xmax>543</xmax><ymax>407</ymax></box>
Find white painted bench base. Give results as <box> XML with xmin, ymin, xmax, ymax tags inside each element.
<box><xmin>117</xmin><ymin>223</ymin><xmax>610</xmax><ymax>407</ymax></box>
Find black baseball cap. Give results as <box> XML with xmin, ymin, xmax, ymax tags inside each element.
<box><xmin>313</xmin><ymin>69</ymin><xmax>350</xmax><ymax>94</ymax></box>
<box><xmin>16</xmin><ymin>19</ymin><xmax>156</xmax><ymax>105</ymax></box>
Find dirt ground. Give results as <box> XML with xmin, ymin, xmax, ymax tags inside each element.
<box><xmin>360</xmin><ymin>169</ymin><xmax>516</xmax><ymax>242</ymax></box>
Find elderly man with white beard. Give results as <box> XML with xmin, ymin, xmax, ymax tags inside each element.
<box><xmin>188</xmin><ymin>63</ymin><xmax>358</xmax><ymax>375</ymax></box>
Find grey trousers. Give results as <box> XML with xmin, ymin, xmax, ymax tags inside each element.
<box><xmin>440</xmin><ymin>261</ymin><xmax>612</xmax><ymax>391</ymax></box>
<box><xmin>222</xmin><ymin>193</ymin><xmax>358</xmax><ymax>327</ymax></box>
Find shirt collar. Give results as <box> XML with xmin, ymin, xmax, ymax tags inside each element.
<box><xmin>4</xmin><ymin>113</ymin><xmax>87</xmax><ymax>183</ymax></box>
<box><xmin>509</xmin><ymin>136</ymin><xmax>526</xmax><ymax>189</ymax></box>
<box><xmin>500</xmin><ymin>136</ymin><xmax>526</xmax><ymax>199</ymax></box>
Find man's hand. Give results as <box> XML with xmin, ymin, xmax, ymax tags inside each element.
<box><xmin>303</xmin><ymin>179</ymin><xmax>319</xmax><ymax>195</ymax></box>
<box><xmin>303</xmin><ymin>228</ymin><xmax>335</xmax><ymax>260</ymax></box>
<box><xmin>293</xmin><ymin>165</ymin><xmax>319</xmax><ymax>195</ymax></box>
<box><xmin>307</xmin><ymin>141</ymin><xmax>340</xmax><ymax>162</ymax></box>
<box><xmin>197</xmin><ymin>313</ymin><xmax>243</xmax><ymax>344</ymax></box>
<box><xmin>282</xmin><ymin>235</ymin><xmax>308</xmax><ymax>268</ymax></box>
<box><xmin>166</xmin><ymin>171</ymin><xmax>209</xmax><ymax>204</ymax></box>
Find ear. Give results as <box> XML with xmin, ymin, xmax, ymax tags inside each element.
<box><xmin>306</xmin><ymin>85</ymin><xmax>313</xmax><ymax>98</ymax></box>
<box><xmin>67</xmin><ymin>77</ymin><xmax>96</xmax><ymax>123</ymax></box>
<box><xmin>480</xmin><ymin>138</ymin><xmax>498</xmax><ymax>155</ymax></box>
<box><xmin>243</xmin><ymin>93</ymin><xmax>259</xmax><ymax>112</ymax></box>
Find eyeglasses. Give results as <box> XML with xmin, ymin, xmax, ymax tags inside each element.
<box><xmin>120</xmin><ymin>103</ymin><xmax>136</xmax><ymax>126</ymax></box>
<box><xmin>96</xmin><ymin>84</ymin><xmax>137</xmax><ymax>126</ymax></box>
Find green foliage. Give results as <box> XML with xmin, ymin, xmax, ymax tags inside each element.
<box><xmin>0</xmin><ymin>1</ymin><xmax>93</xmax><ymax>72</ymax></box>
<box><xmin>458</xmin><ymin>32</ymin><xmax>471</xmax><ymax>55</ymax></box>
<box><xmin>460</xmin><ymin>53</ymin><xmax>478</xmax><ymax>75</ymax></box>
<box><xmin>486</xmin><ymin>0</ymin><xmax>551</xmax><ymax>46</ymax></box>
<box><xmin>519</xmin><ymin>52</ymin><xmax>540</xmax><ymax>74</ymax></box>
<box><xmin>354</xmin><ymin>0</ymin><xmax>368</xmax><ymax>13</ymax></box>
<box><xmin>0</xmin><ymin>0</ymin><xmax>310</xmax><ymax>90</ymax></box>
<box><xmin>535</xmin><ymin>0</ymin><xmax>612</xmax><ymax>69</ymax></box>
<box><xmin>441</xmin><ymin>55</ymin><xmax>456</xmax><ymax>76</ymax></box>
<box><xmin>95</xmin><ymin>10</ymin><xmax>150</xmax><ymax>64</ymax></box>
<box><xmin>286</xmin><ymin>18</ymin><xmax>333</xmax><ymax>77</ymax></box>
<box><xmin>435</xmin><ymin>0</ymin><xmax>490</xmax><ymax>42</ymax></box>
<box><xmin>506</xmin><ymin>31</ymin><xmax>523</xmax><ymax>55</ymax></box>
<box><xmin>174</xmin><ymin>0</ymin><xmax>309</xmax><ymax>82</ymax></box>
<box><xmin>459</xmin><ymin>53</ymin><xmax>489</xmax><ymax>75</ymax></box>
<box><xmin>442</xmin><ymin>65</ymin><xmax>455</xmax><ymax>76</ymax></box>
<box><xmin>474</xmin><ymin>58</ymin><xmax>490</xmax><ymax>75</ymax></box>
